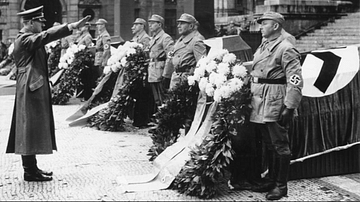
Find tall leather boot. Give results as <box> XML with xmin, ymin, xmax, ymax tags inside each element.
<box><xmin>266</xmin><ymin>156</ymin><xmax>290</xmax><ymax>200</ymax></box>
<box><xmin>33</xmin><ymin>157</ymin><xmax>53</xmax><ymax>176</ymax></box>
<box><xmin>252</xmin><ymin>150</ymin><xmax>276</xmax><ymax>192</ymax></box>
<box><xmin>22</xmin><ymin>155</ymin><xmax>52</xmax><ymax>182</ymax></box>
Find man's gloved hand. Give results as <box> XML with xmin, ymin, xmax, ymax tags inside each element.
<box><xmin>279</xmin><ymin>107</ymin><xmax>294</xmax><ymax>127</ymax></box>
<box><xmin>161</xmin><ymin>76</ymin><xmax>171</xmax><ymax>90</ymax></box>
<box><xmin>69</xmin><ymin>15</ymin><xmax>91</xmax><ymax>30</ymax></box>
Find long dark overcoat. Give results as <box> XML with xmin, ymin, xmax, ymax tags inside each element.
<box><xmin>6</xmin><ymin>24</ymin><xmax>72</xmax><ymax>155</ymax></box>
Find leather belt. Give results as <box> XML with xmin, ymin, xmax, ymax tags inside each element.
<box><xmin>150</xmin><ymin>58</ymin><xmax>166</xmax><ymax>62</ymax></box>
<box><xmin>252</xmin><ymin>77</ymin><xmax>286</xmax><ymax>84</ymax></box>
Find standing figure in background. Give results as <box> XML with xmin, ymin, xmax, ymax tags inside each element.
<box><xmin>169</xmin><ymin>13</ymin><xmax>207</xmax><ymax>89</ymax></box>
<box><xmin>76</xmin><ymin>22</ymin><xmax>93</xmax><ymax>47</ymax></box>
<box><xmin>94</xmin><ymin>18</ymin><xmax>111</xmax><ymax>79</ymax></box>
<box><xmin>147</xmin><ymin>14</ymin><xmax>174</xmax><ymax>109</ymax></box>
<box><xmin>6</xmin><ymin>5</ymin><xmax>90</xmax><ymax>182</ymax></box>
<box><xmin>227</xmin><ymin>21</ymin><xmax>238</xmax><ymax>35</ymax></box>
<box><xmin>131</xmin><ymin>18</ymin><xmax>151</xmax><ymax>49</ymax></box>
<box><xmin>128</xmin><ymin>17</ymin><xmax>153</xmax><ymax>128</ymax></box>
<box><xmin>76</xmin><ymin>22</ymin><xmax>94</xmax><ymax>101</ymax></box>
<box><xmin>249</xmin><ymin>12</ymin><xmax>303</xmax><ymax>200</ymax></box>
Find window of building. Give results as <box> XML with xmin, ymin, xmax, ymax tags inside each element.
<box><xmin>165</xmin><ymin>0</ymin><xmax>177</xmax><ymax>5</ymax></box>
<box><xmin>164</xmin><ymin>9</ymin><xmax>177</xmax><ymax>38</ymax></box>
<box><xmin>134</xmin><ymin>8</ymin><xmax>140</xmax><ymax>19</ymax></box>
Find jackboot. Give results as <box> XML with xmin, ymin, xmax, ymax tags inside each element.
<box><xmin>22</xmin><ymin>155</ymin><xmax>52</xmax><ymax>182</ymax></box>
<box><xmin>34</xmin><ymin>157</ymin><xmax>53</xmax><ymax>176</ymax></box>
<box><xmin>266</xmin><ymin>156</ymin><xmax>290</xmax><ymax>200</ymax></box>
<box><xmin>252</xmin><ymin>150</ymin><xmax>276</xmax><ymax>192</ymax></box>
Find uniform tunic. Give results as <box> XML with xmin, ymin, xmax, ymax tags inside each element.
<box><xmin>6</xmin><ymin>24</ymin><xmax>72</xmax><ymax>155</ymax></box>
<box><xmin>170</xmin><ymin>30</ymin><xmax>206</xmax><ymax>89</ymax></box>
<box><xmin>76</xmin><ymin>31</ymin><xmax>93</xmax><ymax>47</ymax></box>
<box><xmin>131</xmin><ymin>30</ymin><xmax>150</xmax><ymax>49</ymax></box>
<box><xmin>94</xmin><ymin>29</ymin><xmax>111</xmax><ymax>67</ymax></box>
<box><xmin>250</xmin><ymin>34</ymin><xmax>303</xmax><ymax>124</ymax></box>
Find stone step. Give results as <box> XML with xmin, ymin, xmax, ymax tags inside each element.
<box><xmin>314</xmin><ymin>28</ymin><xmax>360</xmax><ymax>33</ymax></box>
<box><xmin>299</xmin><ymin>36</ymin><xmax>360</xmax><ymax>40</ymax></box>
<box><xmin>297</xmin><ymin>39</ymin><xmax>360</xmax><ymax>45</ymax></box>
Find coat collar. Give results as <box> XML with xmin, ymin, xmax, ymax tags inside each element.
<box><xmin>149</xmin><ymin>29</ymin><xmax>165</xmax><ymax>48</ymax></box>
<box><xmin>178</xmin><ymin>30</ymin><xmax>196</xmax><ymax>44</ymax></box>
<box><xmin>252</xmin><ymin>34</ymin><xmax>285</xmax><ymax>68</ymax></box>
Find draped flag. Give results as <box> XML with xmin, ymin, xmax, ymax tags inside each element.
<box><xmin>300</xmin><ymin>45</ymin><xmax>359</xmax><ymax>97</ymax></box>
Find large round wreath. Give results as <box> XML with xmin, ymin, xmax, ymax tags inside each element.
<box><xmin>87</xmin><ymin>46</ymin><xmax>149</xmax><ymax>131</ymax></box>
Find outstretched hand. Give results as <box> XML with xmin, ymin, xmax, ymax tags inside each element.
<box><xmin>71</xmin><ymin>15</ymin><xmax>91</xmax><ymax>29</ymax></box>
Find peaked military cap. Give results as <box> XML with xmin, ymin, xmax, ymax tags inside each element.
<box><xmin>17</xmin><ymin>6</ymin><xmax>46</xmax><ymax>22</ymax></box>
<box><xmin>95</xmin><ymin>18</ymin><xmax>107</xmax><ymax>25</ymax></box>
<box><xmin>148</xmin><ymin>14</ymin><xmax>164</xmax><ymax>24</ymax></box>
<box><xmin>133</xmin><ymin>18</ymin><xmax>147</xmax><ymax>25</ymax></box>
<box><xmin>257</xmin><ymin>11</ymin><xmax>285</xmax><ymax>25</ymax></box>
<box><xmin>177</xmin><ymin>13</ymin><xmax>196</xmax><ymax>24</ymax></box>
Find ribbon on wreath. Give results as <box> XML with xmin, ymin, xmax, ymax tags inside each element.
<box><xmin>116</xmin><ymin>92</ymin><xmax>218</xmax><ymax>192</ymax></box>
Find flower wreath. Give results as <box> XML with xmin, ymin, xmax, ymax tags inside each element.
<box><xmin>169</xmin><ymin>49</ymin><xmax>252</xmax><ymax>198</ymax></box>
<box><xmin>51</xmin><ymin>44</ymin><xmax>94</xmax><ymax>105</ymax></box>
<box><xmin>87</xmin><ymin>43</ymin><xmax>149</xmax><ymax>131</ymax></box>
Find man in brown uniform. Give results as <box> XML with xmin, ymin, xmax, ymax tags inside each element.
<box><xmin>6</xmin><ymin>6</ymin><xmax>90</xmax><ymax>182</ymax></box>
<box><xmin>147</xmin><ymin>14</ymin><xmax>174</xmax><ymax>106</ymax></box>
<box><xmin>94</xmin><ymin>18</ymin><xmax>111</xmax><ymax>78</ymax></box>
<box><xmin>169</xmin><ymin>13</ymin><xmax>207</xmax><ymax>89</ymax></box>
<box><xmin>131</xmin><ymin>18</ymin><xmax>151</xmax><ymax>49</ymax></box>
<box><xmin>250</xmin><ymin>12</ymin><xmax>303</xmax><ymax>200</ymax></box>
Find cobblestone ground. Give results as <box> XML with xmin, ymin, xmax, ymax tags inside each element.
<box><xmin>1</xmin><ymin>93</ymin><xmax>360</xmax><ymax>201</ymax></box>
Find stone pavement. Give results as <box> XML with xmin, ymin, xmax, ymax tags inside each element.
<box><xmin>1</xmin><ymin>82</ymin><xmax>360</xmax><ymax>200</ymax></box>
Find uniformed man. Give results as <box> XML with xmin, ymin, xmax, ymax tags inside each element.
<box><xmin>76</xmin><ymin>22</ymin><xmax>93</xmax><ymax>47</ymax></box>
<box><xmin>249</xmin><ymin>12</ymin><xmax>303</xmax><ymax>200</ymax></box>
<box><xmin>131</xmin><ymin>18</ymin><xmax>150</xmax><ymax>49</ymax></box>
<box><xmin>169</xmin><ymin>13</ymin><xmax>207</xmax><ymax>89</ymax></box>
<box><xmin>94</xmin><ymin>18</ymin><xmax>111</xmax><ymax>78</ymax></box>
<box><xmin>6</xmin><ymin>6</ymin><xmax>90</xmax><ymax>182</ymax></box>
<box><xmin>147</xmin><ymin>14</ymin><xmax>174</xmax><ymax>106</ymax></box>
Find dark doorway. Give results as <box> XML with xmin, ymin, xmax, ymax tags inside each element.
<box><xmin>24</xmin><ymin>0</ymin><xmax>62</xmax><ymax>30</ymax></box>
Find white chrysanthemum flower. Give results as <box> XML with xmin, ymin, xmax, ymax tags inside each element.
<box><xmin>213</xmin><ymin>89</ymin><xmax>222</xmax><ymax>102</ymax></box>
<box><xmin>219</xmin><ymin>85</ymin><xmax>232</xmax><ymax>99</ymax></box>
<box><xmin>126</xmin><ymin>48</ymin><xmax>136</xmax><ymax>56</ymax></box>
<box><xmin>214</xmin><ymin>74</ymin><xmax>227</xmax><ymax>88</ymax></box>
<box><xmin>60</xmin><ymin>62</ymin><xmax>69</xmax><ymax>69</ymax></box>
<box><xmin>78</xmin><ymin>44</ymin><xmax>86</xmax><ymax>51</ymax></box>
<box><xmin>196</xmin><ymin>56</ymin><xmax>208</xmax><ymax>68</ymax></box>
<box><xmin>120</xmin><ymin>56</ymin><xmax>127</xmax><ymax>67</ymax></box>
<box><xmin>187</xmin><ymin>75</ymin><xmax>196</xmax><ymax>86</ymax></box>
<box><xmin>206</xmin><ymin>60</ymin><xmax>217</xmax><ymax>73</ymax></box>
<box><xmin>208</xmin><ymin>72</ymin><xmax>218</xmax><ymax>85</ymax></box>
<box><xmin>228</xmin><ymin>77</ymin><xmax>244</xmax><ymax>92</ymax></box>
<box><xmin>232</xmin><ymin>64</ymin><xmax>248</xmax><ymax>78</ymax></box>
<box><xmin>205</xmin><ymin>83</ymin><xmax>215</xmax><ymax>97</ymax></box>
<box><xmin>222</xmin><ymin>53</ymin><xmax>237</xmax><ymax>64</ymax></box>
<box><xmin>194</xmin><ymin>65</ymin><xmax>206</xmax><ymax>79</ymax></box>
<box><xmin>198</xmin><ymin>77</ymin><xmax>208</xmax><ymax>92</ymax></box>
<box><xmin>215</xmin><ymin>49</ymin><xmax>229</xmax><ymax>61</ymax></box>
<box><xmin>217</xmin><ymin>62</ymin><xmax>230</xmax><ymax>76</ymax></box>
<box><xmin>103</xmin><ymin>66</ymin><xmax>111</xmax><ymax>74</ymax></box>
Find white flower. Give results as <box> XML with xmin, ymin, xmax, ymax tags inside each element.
<box><xmin>213</xmin><ymin>89</ymin><xmax>222</xmax><ymax>102</ymax></box>
<box><xmin>196</xmin><ymin>56</ymin><xmax>208</xmax><ymax>68</ymax></box>
<box><xmin>205</xmin><ymin>83</ymin><xmax>215</xmax><ymax>97</ymax></box>
<box><xmin>214</xmin><ymin>74</ymin><xmax>227</xmax><ymax>88</ymax></box>
<box><xmin>126</xmin><ymin>48</ymin><xmax>136</xmax><ymax>56</ymax></box>
<box><xmin>120</xmin><ymin>56</ymin><xmax>127</xmax><ymax>67</ymax></box>
<box><xmin>188</xmin><ymin>75</ymin><xmax>196</xmax><ymax>86</ymax></box>
<box><xmin>217</xmin><ymin>62</ymin><xmax>230</xmax><ymax>76</ymax></box>
<box><xmin>232</xmin><ymin>64</ymin><xmax>248</xmax><ymax>78</ymax></box>
<box><xmin>193</xmin><ymin>65</ymin><xmax>206</xmax><ymax>80</ymax></box>
<box><xmin>222</xmin><ymin>53</ymin><xmax>237</xmax><ymax>64</ymax></box>
<box><xmin>78</xmin><ymin>44</ymin><xmax>86</xmax><ymax>51</ymax></box>
<box><xmin>205</xmin><ymin>60</ymin><xmax>217</xmax><ymax>73</ymax></box>
<box><xmin>215</xmin><ymin>49</ymin><xmax>229</xmax><ymax>61</ymax></box>
<box><xmin>198</xmin><ymin>77</ymin><xmax>208</xmax><ymax>92</ymax></box>
<box><xmin>103</xmin><ymin>66</ymin><xmax>111</xmax><ymax>74</ymax></box>
<box><xmin>228</xmin><ymin>77</ymin><xmax>244</xmax><ymax>92</ymax></box>
<box><xmin>219</xmin><ymin>85</ymin><xmax>232</xmax><ymax>99</ymax></box>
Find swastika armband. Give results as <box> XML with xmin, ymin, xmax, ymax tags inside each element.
<box><xmin>289</xmin><ymin>74</ymin><xmax>301</xmax><ymax>86</ymax></box>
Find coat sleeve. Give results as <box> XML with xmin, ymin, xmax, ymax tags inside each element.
<box><xmin>101</xmin><ymin>34</ymin><xmax>112</xmax><ymax>67</ymax></box>
<box><xmin>162</xmin><ymin>35</ymin><xmax>175</xmax><ymax>78</ymax></box>
<box><xmin>282</xmin><ymin>46</ymin><xmax>303</xmax><ymax>109</ymax></box>
<box><xmin>193</xmin><ymin>40</ymin><xmax>207</xmax><ymax>62</ymax></box>
<box><xmin>22</xmin><ymin>24</ymin><xmax>72</xmax><ymax>52</ymax></box>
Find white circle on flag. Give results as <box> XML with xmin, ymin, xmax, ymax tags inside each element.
<box><xmin>301</xmin><ymin>46</ymin><xmax>359</xmax><ymax>97</ymax></box>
